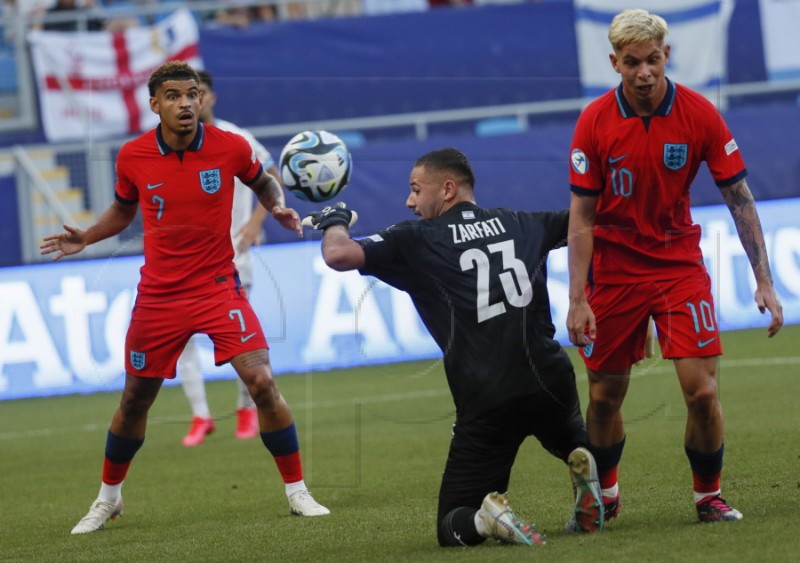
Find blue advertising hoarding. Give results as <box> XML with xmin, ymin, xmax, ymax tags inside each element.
<box><xmin>1</xmin><ymin>198</ymin><xmax>798</xmax><ymax>401</ymax></box>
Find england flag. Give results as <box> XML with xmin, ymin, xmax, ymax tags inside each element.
<box><xmin>28</xmin><ymin>8</ymin><xmax>202</xmax><ymax>143</ymax></box>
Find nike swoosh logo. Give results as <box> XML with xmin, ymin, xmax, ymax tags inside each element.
<box><xmin>241</xmin><ymin>333</ymin><xmax>256</xmax><ymax>343</ymax></box>
<box><xmin>608</xmin><ymin>154</ymin><xmax>628</xmax><ymax>163</ymax></box>
<box><xmin>697</xmin><ymin>337</ymin><xmax>717</xmax><ymax>348</ymax></box>
<box><xmin>147</xmin><ymin>182</ymin><xmax>165</xmax><ymax>190</ymax></box>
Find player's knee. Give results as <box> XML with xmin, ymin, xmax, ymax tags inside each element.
<box><xmin>683</xmin><ymin>384</ymin><xmax>719</xmax><ymax>417</ymax></box>
<box><xmin>248</xmin><ymin>375</ymin><xmax>280</xmax><ymax>408</ymax></box>
<box><xmin>118</xmin><ymin>393</ymin><xmax>155</xmax><ymax>419</ymax></box>
<box><xmin>588</xmin><ymin>375</ymin><xmax>627</xmax><ymax>414</ymax></box>
<box><xmin>588</xmin><ymin>391</ymin><xmax>624</xmax><ymax>418</ymax></box>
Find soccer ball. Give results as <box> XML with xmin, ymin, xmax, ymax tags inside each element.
<box><xmin>279</xmin><ymin>130</ymin><xmax>352</xmax><ymax>202</ymax></box>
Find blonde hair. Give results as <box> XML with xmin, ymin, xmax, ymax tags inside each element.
<box><xmin>608</xmin><ymin>9</ymin><xmax>668</xmax><ymax>52</ymax></box>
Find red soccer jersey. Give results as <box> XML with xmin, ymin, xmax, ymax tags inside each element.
<box><xmin>569</xmin><ymin>79</ymin><xmax>746</xmax><ymax>284</ymax></box>
<box><xmin>116</xmin><ymin>123</ymin><xmax>263</xmax><ymax>296</ymax></box>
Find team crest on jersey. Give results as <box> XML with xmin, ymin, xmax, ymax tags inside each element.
<box><xmin>130</xmin><ymin>351</ymin><xmax>146</xmax><ymax>370</ymax></box>
<box><xmin>663</xmin><ymin>144</ymin><xmax>688</xmax><ymax>170</ymax></box>
<box><xmin>199</xmin><ymin>169</ymin><xmax>221</xmax><ymax>194</ymax></box>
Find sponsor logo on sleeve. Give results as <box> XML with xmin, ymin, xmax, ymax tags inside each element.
<box><xmin>724</xmin><ymin>139</ymin><xmax>739</xmax><ymax>155</ymax></box>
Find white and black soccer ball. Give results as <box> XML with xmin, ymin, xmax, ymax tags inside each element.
<box><xmin>279</xmin><ymin>130</ymin><xmax>352</xmax><ymax>202</ymax></box>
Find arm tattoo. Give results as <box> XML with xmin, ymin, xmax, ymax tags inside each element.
<box><xmin>721</xmin><ymin>179</ymin><xmax>773</xmax><ymax>283</ymax></box>
<box><xmin>252</xmin><ymin>172</ymin><xmax>285</xmax><ymax>211</ymax></box>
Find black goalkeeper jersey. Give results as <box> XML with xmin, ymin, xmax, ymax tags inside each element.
<box><xmin>359</xmin><ymin>201</ymin><xmax>573</xmax><ymax>421</ymax></box>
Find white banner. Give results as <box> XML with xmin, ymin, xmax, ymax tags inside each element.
<box><xmin>574</xmin><ymin>0</ymin><xmax>734</xmax><ymax>103</ymax></box>
<box><xmin>758</xmin><ymin>0</ymin><xmax>800</xmax><ymax>81</ymax></box>
<box><xmin>28</xmin><ymin>9</ymin><xmax>202</xmax><ymax>143</ymax></box>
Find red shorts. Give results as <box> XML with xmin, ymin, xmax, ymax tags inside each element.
<box><xmin>125</xmin><ymin>282</ymin><xmax>268</xmax><ymax>378</ymax></box>
<box><xmin>580</xmin><ymin>270</ymin><xmax>723</xmax><ymax>372</ymax></box>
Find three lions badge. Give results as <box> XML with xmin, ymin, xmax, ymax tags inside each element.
<box><xmin>130</xmin><ymin>351</ymin><xmax>146</xmax><ymax>370</ymax></box>
<box><xmin>663</xmin><ymin>144</ymin><xmax>688</xmax><ymax>171</ymax></box>
<box><xmin>199</xmin><ymin>168</ymin><xmax>221</xmax><ymax>194</ymax></box>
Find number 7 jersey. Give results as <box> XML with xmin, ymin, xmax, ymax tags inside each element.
<box><xmin>358</xmin><ymin>202</ymin><xmax>572</xmax><ymax>421</ymax></box>
<box><xmin>568</xmin><ymin>78</ymin><xmax>746</xmax><ymax>284</ymax></box>
<box><xmin>115</xmin><ymin>123</ymin><xmax>263</xmax><ymax>297</ymax></box>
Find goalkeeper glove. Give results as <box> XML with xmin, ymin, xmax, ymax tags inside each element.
<box><xmin>301</xmin><ymin>202</ymin><xmax>359</xmax><ymax>230</ymax></box>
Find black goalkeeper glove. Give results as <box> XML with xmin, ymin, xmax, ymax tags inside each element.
<box><xmin>301</xmin><ymin>202</ymin><xmax>359</xmax><ymax>230</ymax></box>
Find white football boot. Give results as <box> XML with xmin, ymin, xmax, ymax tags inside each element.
<box><xmin>71</xmin><ymin>497</ymin><xmax>123</xmax><ymax>534</ymax></box>
<box><xmin>477</xmin><ymin>492</ymin><xmax>545</xmax><ymax>546</ymax></box>
<box><xmin>288</xmin><ymin>490</ymin><xmax>330</xmax><ymax>516</ymax></box>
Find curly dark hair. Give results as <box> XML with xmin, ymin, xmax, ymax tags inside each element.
<box><xmin>147</xmin><ymin>61</ymin><xmax>200</xmax><ymax>97</ymax></box>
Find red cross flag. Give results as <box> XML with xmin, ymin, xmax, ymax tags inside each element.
<box><xmin>28</xmin><ymin>8</ymin><xmax>202</xmax><ymax>143</ymax></box>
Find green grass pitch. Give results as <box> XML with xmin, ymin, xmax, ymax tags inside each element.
<box><xmin>1</xmin><ymin>325</ymin><xmax>797</xmax><ymax>562</ymax></box>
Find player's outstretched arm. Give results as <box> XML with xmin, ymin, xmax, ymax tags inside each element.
<box><xmin>271</xmin><ymin>205</ymin><xmax>302</xmax><ymax>237</ymax></box>
<box><xmin>720</xmin><ymin>178</ymin><xmax>783</xmax><ymax>337</ymax></box>
<box><xmin>39</xmin><ymin>200</ymin><xmax>138</xmax><ymax>261</ymax></box>
<box><xmin>40</xmin><ymin>224</ymin><xmax>87</xmax><ymax>260</ymax></box>
<box><xmin>302</xmin><ymin>203</ymin><xmax>364</xmax><ymax>271</ymax></box>
<box><xmin>249</xmin><ymin>170</ymin><xmax>302</xmax><ymax>237</ymax></box>
<box><xmin>566</xmin><ymin>193</ymin><xmax>598</xmax><ymax>346</ymax></box>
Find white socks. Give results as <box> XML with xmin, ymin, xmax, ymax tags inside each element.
<box><xmin>98</xmin><ymin>482</ymin><xmax>123</xmax><ymax>504</ymax></box>
<box><xmin>285</xmin><ymin>480</ymin><xmax>307</xmax><ymax>498</ymax></box>
<box><xmin>694</xmin><ymin>488</ymin><xmax>721</xmax><ymax>503</ymax></box>
<box><xmin>602</xmin><ymin>483</ymin><xmax>619</xmax><ymax>499</ymax></box>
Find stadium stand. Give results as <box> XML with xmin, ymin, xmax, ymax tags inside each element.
<box><xmin>0</xmin><ymin>0</ymin><xmax>799</xmax><ymax>263</ymax></box>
